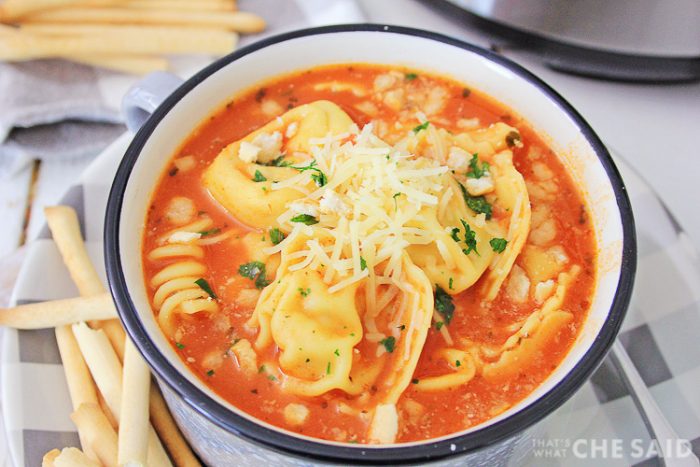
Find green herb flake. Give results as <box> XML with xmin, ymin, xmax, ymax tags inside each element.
<box><xmin>434</xmin><ymin>321</ymin><xmax>444</xmax><ymax>331</ymax></box>
<box><xmin>206</xmin><ymin>369</ymin><xmax>215</xmax><ymax>377</ymax></box>
<box><xmin>466</xmin><ymin>154</ymin><xmax>490</xmax><ymax>179</ymax></box>
<box><xmin>405</xmin><ymin>72</ymin><xmax>418</xmax><ymax>81</ymax></box>
<box><xmin>379</xmin><ymin>336</ymin><xmax>396</xmax><ymax>353</ymax></box>
<box><xmin>434</xmin><ymin>285</ymin><xmax>455</xmax><ymax>325</ymax></box>
<box><xmin>175</xmin><ymin>342</ymin><xmax>185</xmax><ymax>349</ymax></box>
<box><xmin>232</xmin><ymin>338</ymin><xmax>241</xmax><ymax>345</ymax></box>
<box><xmin>267</xmin><ymin>374</ymin><xmax>277</xmax><ymax>381</ymax></box>
<box><xmin>334</xmin><ymin>348</ymin><xmax>340</xmax><ymax>357</ymax></box>
<box><xmin>291</xmin><ymin>160</ymin><xmax>327</xmax><ymax>187</ymax></box>
<box><xmin>258</xmin><ymin>365</ymin><xmax>266</xmax><ymax>374</ymax></box>
<box><xmin>412</xmin><ymin>121</ymin><xmax>430</xmax><ymax>133</ymax></box>
<box><xmin>398</xmin><ymin>324</ymin><xmax>406</xmax><ymax>331</ymax></box>
<box><xmin>326</xmin><ymin>361</ymin><xmax>331</xmax><ymax>375</ymax></box>
<box><xmin>411</xmin><ymin>378</ymin><xmax>420</xmax><ymax>384</ymax></box>
<box><xmin>252</xmin><ymin>170</ymin><xmax>267</xmax><ymax>182</ymax></box>
<box><xmin>490</xmin><ymin>237</ymin><xmax>508</xmax><ymax>253</ymax></box>
<box><xmin>238</xmin><ymin>261</ymin><xmax>269</xmax><ymax>289</ymax></box>
<box><xmin>194</xmin><ymin>278</ymin><xmax>217</xmax><ymax>299</ymax></box>
<box><xmin>311</xmin><ymin>171</ymin><xmax>327</xmax><ymax>187</ymax></box>
<box><xmin>460</xmin><ymin>219</ymin><xmax>479</xmax><ymax>256</ymax></box>
<box><xmin>198</xmin><ymin>228</ymin><xmax>221</xmax><ymax>237</ymax></box>
<box><xmin>449</xmin><ymin>277</ymin><xmax>454</xmax><ymax>290</ymax></box>
<box><xmin>458</xmin><ymin>181</ymin><xmax>493</xmax><ymax>220</ymax></box>
<box><xmin>360</xmin><ymin>256</ymin><xmax>367</xmax><ymax>271</ymax></box>
<box><xmin>290</xmin><ymin>214</ymin><xmax>318</xmax><ymax>225</ymax></box>
<box><xmin>298</xmin><ymin>287</ymin><xmax>311</xmax><ymax>297</ymax></box>
<box><xmin>269</xmin><ymin>227</ymin><xmax>285</xmax><ymax>245</ymax></box>
<box><xmin>455</xmin><ymin>360</ymin><xmax>462</xmax><ymax>367</ymax></box>
<box><xmin>393</xmin><ymin>192</ymin><xmax>401</xmax><ymax>209</ymax></box>
<box><xmin>264</xmin><ymin>155</ymin><xmax>291</xmax><ymax>167</ymax></box>
<box><xmin>450</xmin><ymin>227</ymin><xmax>461</xmax><ymax>243</ymax></box>
<box><xmin>462</xmin><ymin>88</ymin><xmax>471</xmax><ymax>98</ymax></box>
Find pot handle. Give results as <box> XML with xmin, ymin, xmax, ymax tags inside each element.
<box><xmin>121</xmin><ymin>71</ymin><xmax>184</xmax><ymax>132</ymax></box>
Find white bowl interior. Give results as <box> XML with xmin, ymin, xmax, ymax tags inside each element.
<box><xmin>118</xmin><ymin>30</ymin><xmax>624</xmax><ymax>447</ymax></box>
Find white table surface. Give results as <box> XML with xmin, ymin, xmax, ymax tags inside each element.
<box><xmin>1</xmin><ymin>0</ymin><xmax>699</xmax><ymax>259</ymax></box>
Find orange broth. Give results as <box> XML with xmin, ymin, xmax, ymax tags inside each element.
<box><xmin>142</xmin><ymin>64</ymin><xmax>596</xmax><ymax>443</ymax></box>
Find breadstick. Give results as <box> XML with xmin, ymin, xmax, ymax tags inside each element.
<box><xmin>149</xmin><ymin>384</ymin><xmax>201</xmax><ymax>467</ymax></box>
<box><xmin>118</xmin><ymin>339</ymin><xmax>151</xmax><ymax>466</ymax></box>
<box><xmin>71</xmin><ymin>403</ymin><xmax>118</xmax><ymax>467</ymax></box>
<box><xmin>44</xmin><ymin>206</ymin><xmax>103</xmax><ymax>296</ymax></box>
<box><xmin>68</xmin><ymin>54</ymin><xmax>169</xmax><ymax>75</ymax></box>
<box><xmin>122</xmin><ymin>0</ymin><xmax>235</xmax><ymax>11</ymax></box>
<box><xmin>0</xmin><ymin>31</ymin><xmax>237</xmax><ymax>60</ymax></box>
<box><xmin>50</xmin><ymin>447</ymin><xmax>101</xmax><ymax>467</ymax></box>
<box><xmin>42</xmin><ymin>448</ymin><xmax>60</xmax><ymax>467</ymax></box>
<box><xmin>22</xmin><ymin>8</ymin><xmax>265</xmax><ymax>33</ymax></box>
<box><xmin>72</xmin><ymin>323</ymin><xmax>173</xmax><ymax>467</ymax></box>
<box><xmin>54</xmin><ymin>325</ymin><xmax>100</xmax><ymax>461</ymax></box>
<box><xmin>44</xmin><ymin>205</ymin><xmax>125</xmax><ymax>359</ymax></box>
<box><xmin>0</xmin><ymin>0</ymin><xmax>117</xmax><ymax>21</ymax></box>
<box><xmin>0</xmin><ymin>293</ymin><xmax>116</xmax><ymax>328</ymax></box>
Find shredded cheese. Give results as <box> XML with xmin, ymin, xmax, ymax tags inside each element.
<box><xmin>267</xmin><ymin>123</ymin><xmax>453</xmax><ymax>323</ymax></box>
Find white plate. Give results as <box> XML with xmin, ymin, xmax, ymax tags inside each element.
<box><xmin>2</xmin><ymin>133</ymin><xmax>699</xmax><ymax>466</ymax></box>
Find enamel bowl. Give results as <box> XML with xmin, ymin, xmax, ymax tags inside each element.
<box><xmin>105</xmin><ymin>24</ymin><xmax>636</xmax><ymax>465</ymax></box>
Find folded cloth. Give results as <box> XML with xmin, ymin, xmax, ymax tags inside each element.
<box><xmin>0</xmin><ymin>0</ymin><xmax>365</xmax><ymax>178</ymax></box>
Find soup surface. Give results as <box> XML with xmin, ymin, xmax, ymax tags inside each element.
<box><xmin>142</xmin><ymin>64</ymin><xmax>596</xmax><ymax>444</ymax></box>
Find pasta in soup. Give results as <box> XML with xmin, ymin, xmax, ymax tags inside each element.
<box><xmin>142</xmin><ymin>64</ymin><xmax>596</xmax><ymax>444</ymax></box>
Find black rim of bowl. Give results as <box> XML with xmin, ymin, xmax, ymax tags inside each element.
<box><xmin>105</xmin><ymin>23</ymin><xmax>637</xmax><ymax>465</ymax></box>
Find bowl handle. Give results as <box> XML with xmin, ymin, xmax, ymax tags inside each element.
<box><xmin>121</xmin><ymin>71</ymin><xmax>184</xmax><ymax>133</ymax></box>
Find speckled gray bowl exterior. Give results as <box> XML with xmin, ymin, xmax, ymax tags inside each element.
<box><xmin>105</xmin><ymin>24</ymin><xmax>635</xmax><ymax>466</ymax></box>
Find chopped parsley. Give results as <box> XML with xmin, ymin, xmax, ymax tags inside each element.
<box><xmin>252</xmin><ymin>170</ymin><xmax>267</xmax><ymax>182</ymax></box>
<box><xmin>398</xmin><ymin>324</ymin><xmax>406</xmax><ymax>331</ymax></box>
<box><xmin>194</xmin><ymin>278</ymin><xmax>217</xmax><ymax>299</ymax></box>
<box><xmin>462</xmin><ymin>88</ymin><xmax>471</xmax><ymax>98</ymax></box>
<box><xmin>334</xmin><ymin>348</ymin><xmax>340</xmax><ymax>356</ymax></box>
<box><xmin>466</xmin><ymin>154</ymin><xmax>490</xmax><ymax>179</ymax></box>
<box><xmin>455</xmin><ymin>360</ymin><xmax>462</xmax><ymax>367</ymax></box>
<box><xmin>206</xmin><ymin>369</ymin><xmax>215</xmax><ymax>377</ymax></box>
<box><xmin>238</xmin><ymin>261</ymin><xmax>270</xmax><ymax>289</ymax></box>
<box><xmin>269</xmin><ymin>228</ymin><xmax>285</xmax><ymax>245</ymax></box>
<box><xmin>405</xmin><ymin>72</ymin><xmax>418</xmax><ymax>81</ymax></box>
<box><xmin>490</xmin><ymin>237</ymin><xmax>508</xmax><ymax>253</ymax></box>
<box><xmin>326</xmin><ymin>361</ymin><xmax>331</xmax><ymax>375</ymax></box>
<box><xmin>411</xmin><ymin>378</ymin><xmax>420</xmax><ymax>384</ymax></box>
<box><xmin>311</xmin><ymin>171</ymin><xmax>327</xmax><ymax>187</ymax></box>
<box><xmin>291</xmin><ymin>160</ymin><xmax>327</xmax><ymax>187</ymax></box>
<box><xmin>379</xmin><ymin>336</ymin><xmax>396</xmax><ymax>353</ymax></box>
<box><xmin>458</xmin><ymin>181</ymin><xmax>493</xmax><ymax>219</ymax></box>
<box><xmin>263</xmin><ymin>155</ymin><xmax>291</xmax><ymax>167</ymax></box>
<box><xmin>460</xmin><ymin>219</ymin><xmax>479</xmax><ymax>256</ymax></box>
<box><xmin>449</xmin><ymin>277</ymin><xmax>454</xmax><ymax>290</ymax></box>
<box><xmin>434</xmin><ymin>285</ymin><xmax>455</xmax><ymax>325</ymax></box>
<box><xmin>290</xmin><ymin>214</ymin><xmax>318</xmax><ymax>225</ymax></box>
<box><xmin>267</xmin><ymin>374</ymin><xmax>277</xmax><ymax>381</ymax></box>
<box><xmin>258</xmin><ymin>365</ymin><xmax>266</xmax><ymax>373</ymax></box>
<box><xmin>450</xmin><ymin>227</ymin><xmax>461</xmax><ymax>242</ymax></box>
<box><xmin>175</xmin><ymin>342</ymin><xmax>185</xmax><ymax>349</ymax></box>
<box><xmin>298</xmin><ymin>287</ymin><xmax>311</xmax><ymax>297</ymax></box>
<box><xmin>393</xmin><ymin>192</ymin><xmax>401</xmax><ymax>209</ymax></box>
<box><xmin>360</xmin><ymin>256</ymin><xmax>367</xmax><ymax>271</ymax></box>
<box><xmin>412</xmin><ymin>121</ymin><xmax>430</xmax><ymax>133</ymax></box>
<box><xmin>199</xmin><ymin>228</ymin><xmax>221</xmax><ymax>237</ymax></box>
<box><xmin>466</xmin><ymin>195</ymin><xmax>493</xmax><ymax>219</ymax></box>
<box><xmin>434</xmin><ymin>321</ymin><xmax>444</xmax><ymax>331</ymax></box>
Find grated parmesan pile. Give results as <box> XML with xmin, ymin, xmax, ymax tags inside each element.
<box><xmin>263</xmin><ymin>122</ymin><xmax>450</xmax><ymax>344</ymax></box>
